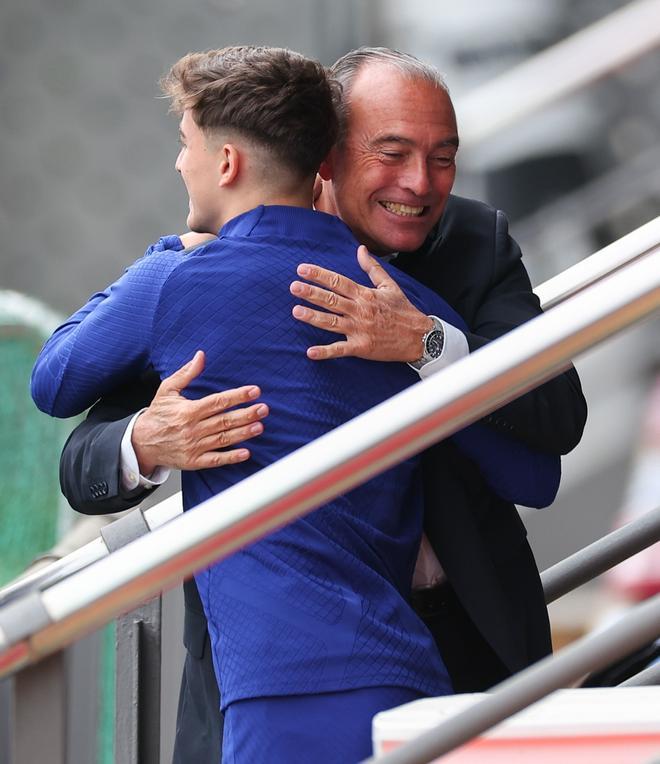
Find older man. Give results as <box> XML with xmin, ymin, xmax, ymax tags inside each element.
<box><xmin>58</xmin><ymin>47</ymin><xmax>585</xmax><ymax>762</ymax></box>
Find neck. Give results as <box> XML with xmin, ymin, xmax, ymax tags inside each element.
<box><xmin>217</xmin><ymin>185</ymin><xmax>314</xmax><ymax>230</ymax></box>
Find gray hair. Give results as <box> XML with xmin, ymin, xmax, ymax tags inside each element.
<box><xmin>329</xmin><ymin>47</ymin><xmax>449</xmax><ymax>141</ymax></box>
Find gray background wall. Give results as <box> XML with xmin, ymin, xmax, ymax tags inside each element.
<box><xmin>0</xmin><ymin>0</ymin><xmax>368</xmax><ymax>312</ymax></box>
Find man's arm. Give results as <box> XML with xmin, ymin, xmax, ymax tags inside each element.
<box><xmin>32</xmin><ymin>234</ymin><xmax>214</xmax><ymax>418</ymax></box>
<box><xmin>61</xmin><ymin>356</ymin><xmax>269</xmax><ymax>515</ymax></box>
<box><xmin>290</xmin><ymin>220</ymin><xmax>587</xmax><ymax>455</ymax></box>
<box><xmin>292</xmin><ymin>247</ymin><xmax>560</xmax><ymax>508</ymax></box>
<box><xmin>457</xmin><ymin>209</ymin><xmax>586</xmax><ymax>454</ymax></box>
<box><xmin>60</xmin><ymin>373</ymin><xmax>160</xmax><ymax>514</ymax></box>
<box><xmin>31</xmin><ymin>248</ymin><xmax>185</xmax><ymax>418</ymax></box>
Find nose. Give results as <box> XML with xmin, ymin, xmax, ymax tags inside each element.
<box><xmin>401</xmin><ymin>157</ymin><xmax>432</xmax><ymax>197</ymax></box>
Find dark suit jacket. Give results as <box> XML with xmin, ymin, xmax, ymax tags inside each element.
<box><xmin>394</xmin><ymin>195</ymin><xmax>586</xmax><ymax>675</ymax></box>
<box><xmin>59</xmin><ymin>194</ymin><xmax>586</xmax><ymax>683</ymax></box>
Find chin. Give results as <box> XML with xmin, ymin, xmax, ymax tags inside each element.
<box><xmin>379</xmin><ymin>230</ymin><xmax>430</xmax><ymax>255</ymax></box>
<box><xmin>366</xmin><ymin>218</ymin><xmax>435</xmax><ymax>255</ymax></box>
<box><xmin>187</xmin><ymin>218</ymin><xmax>210</xmax><ymax>235</ymax></box>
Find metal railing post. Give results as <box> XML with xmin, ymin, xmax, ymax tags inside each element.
<box><xmin>0</xmin><ymin>676</ymin><xmax>13</xmax><ymax>763</ymax></box>
<box><xmin>115</xmin><ymin>598</ymin><xmax>161</xmax><ymax>764</ymax></box>
<box><xmin>98</xmin><ymin>510</ymin><xmax>163</xmax><ymax>763</ymax></box>
<box><xmin>13</xmin><ymin>653</ymin><xmax>67</xmax><ymax>764</ymax></box>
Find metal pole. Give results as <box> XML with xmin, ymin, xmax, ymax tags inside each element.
<box><xmin>542</xmin><ymin>505</ymin><xmax>660</xmax><ymax>603</ymax></box>
<box><xmin>114</xmin><ymin>599</ymin><xmax>162</xmax><ymax>764</ymax></box>
<box><xmin>0</xmin><ymin>494</ymin><xmax>183</xmax><ymax>607</ymax></box>
<box><xmin>364</xmin><ymin>595</ymin><xmax>660</xmax><ymax>764</ymax></box>
<box><xmin>535</xmin><ymin>217</ymin><xmax>660</xmax><ymax>309</ymax></box>
<box><xmin>13</xmin><ymin>653</ymin><xmax>67</xmax><ymax>764</ymax></box>
<box><xmin>0</xmin><ymin>247</ymin><xmax>658</xmax><ymax>676</ymax></box>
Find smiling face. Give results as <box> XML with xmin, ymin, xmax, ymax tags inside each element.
<box><xmin>175</xmin><ymin>109</ymin><xmax>224</xmax><ymax>234</ymax></box>
<box><xmin>324</xmin><ymin>63</ymin><xmax>458</xmax><ymax>255</ymax></box>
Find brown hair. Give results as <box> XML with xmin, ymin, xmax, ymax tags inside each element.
<box><xmin>161</xmin><ymin>46</ymin><xmax>340</xmax><ymax>178</ymax></box>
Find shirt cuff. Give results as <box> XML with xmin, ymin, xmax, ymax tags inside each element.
<box><xmin>120</xmin><ymin>410</ymin><xmax>171</xmax><ymax>492</ymax></box>
<box><xmin>416</xmin><ymin>318</ymin><xmax>469</xmax><ymax>380</ymax></box>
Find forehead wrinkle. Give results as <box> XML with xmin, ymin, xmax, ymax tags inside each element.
<box><xmin>371</xmin><ymin>133</ymin><xmax>460</xmax><ymax>150</ymax></box>
<box><xmin>373</xmin><ymin>135</ymin><xmax>412</xmax><ymax>146</ymax></box>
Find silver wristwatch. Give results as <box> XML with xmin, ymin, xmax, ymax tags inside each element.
<box><xmin>408</xmin><ymin>315</ymin><xmax>445</xmax><ymax>371</ymax></box>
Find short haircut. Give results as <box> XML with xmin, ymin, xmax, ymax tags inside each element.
<box><xmin>161</xmin><ymin>46</ymin><xmax>340</xmax><ymax>178</ymax></box>
<box><xmin>329</xmin><ymin>47</ymin><xmax>449</xmax><ymax>142</ymax></box>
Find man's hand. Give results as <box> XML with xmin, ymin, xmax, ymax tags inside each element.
<box><xmin>290</xmin><ymin>245</ymin><xmax>432</xmax><ymax>362</ymax></box>
<box><xmin>132</xmin><ymin>350</ymin><xmax>268</xmax><ymax>473</ymax></box>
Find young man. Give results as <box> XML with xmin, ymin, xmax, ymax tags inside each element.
<box><xmin>32</xmin><ymin>46</ymin><xmax>560</xmax><ymax>762</ymax></box>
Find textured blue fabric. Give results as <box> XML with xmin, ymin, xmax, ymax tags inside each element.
<box><xmin>31</xmin><ymin>205</ymin><xmax>559</xmax><ymax>705</ymax></box>
<box><xmin>31</xmin><ymin>235</ymin><xmax>185</xmax><ymax>416</ymax></box>
<box><xmin>222</xmin><ymin>686</ymin><xmax>425</xmax><ymax>763</ymax></box>
<box><xmin>31</xmin><ymin>210</ymin><xmax>559</xmax><ymax>507</ymax></box>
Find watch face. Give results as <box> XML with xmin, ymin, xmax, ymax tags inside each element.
<box><xmin>425</xmin><ymin>329</ymin><xmax>444</xmax><ymax>359</ymax></box>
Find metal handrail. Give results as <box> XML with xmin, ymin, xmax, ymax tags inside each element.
<box><xmin>365</xmin><ymin>594</ymin><xmax>660</xmax><ymax>764</ymax></box>
<box><xmin>542</xmin><ymin>505</ymin><xmax>660</xmax><ymax>604</ymax></box>
<box><xmin>0</xmin><ymin>495</ymin><xmax>182</xmax><ymax>607</ymax></box>
<box><xmin>535</xmin><ymin>216</ymin><xmax>660</xmax><ymax>309</ymax></box>
<box><xmin>1</xmin><ymin>218</ymin><xmax>657</xmax><ymax>609</ymax></box>
<box><xmin>0</xmin><ymin>238</ymin><xmax>657</xmax><ymax>676</ymax></box>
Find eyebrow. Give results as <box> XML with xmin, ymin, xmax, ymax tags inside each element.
<box><xmin>374</xmin><ymin>134</ymin><xmax>460</xmax><ymax>149</ymax></box>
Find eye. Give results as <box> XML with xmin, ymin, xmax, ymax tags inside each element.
<box><xmin>432</xmin><ymin>155</ymin><xmax>455</xmax><ymax>168</ymax></box>
<box><xmin>379</xmin><ymin>150</ymin><xmax>403</xmax><ymax>162</ymax></box>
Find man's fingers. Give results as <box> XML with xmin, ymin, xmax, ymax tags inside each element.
<box><xmin>296</xmin><ymin>263</ymin><xmax>361</xmax><ymax>299</ymax></box>
<box><xmin>291</xmin><ymin>305</ymin><xmax>349</xmax><ymax>335</ymax></box>
<box><xmin>194</xmin><ymin>448</ymin><xmax>252</xmax><ymax>470</ymax></box>
<box><xmin>290</xmin><ymin>281</ymin><xmax>354</xmax><ymax>315</ymax></box>
<box><xmin>357</xmin><ymin>245</ymin><xmax>394</xmax><ymax>290</ymax></box>
<box><xmin>198</xmin><ymin>402</ymin><xmax>269</xmax><ymax>438</ymax></box>
<box><xmin>306</xmin><ymin>341</ymin><xmax>350</xmax><ymax>360</ymax></box>
<box><xmin>197</xmin><ymin>418</ymin><xmax>265</xmax><ymax>453</ymax></box>
<box><xmin>194</xmin><ymin>384</ymin><xmax>263</xmax><ymax>418</ymax></box>
<box><xmin>158</xmin><ymin>350</ymin><xmax>206</xmax><ymax>395</ymax></box>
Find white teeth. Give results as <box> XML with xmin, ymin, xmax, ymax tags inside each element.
<box><xmin>380</xmin><ymin>201</ymin><xmax>424</xmax><ymax>217</ymax></box>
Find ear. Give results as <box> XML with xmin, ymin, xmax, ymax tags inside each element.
<box><xmin>313</xmin><ymin>176</ymin><xmax>338</xmax><ymax>216</ymax></box>
<box><xmin>218</xmin><ymin>143</ymin><xmax>240</xmax><ymax>187</ymax></box>
<box><xmin>318</xmin><ymin>147</ymin><xmax>336</xmax><ymax>181</ymax></box>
